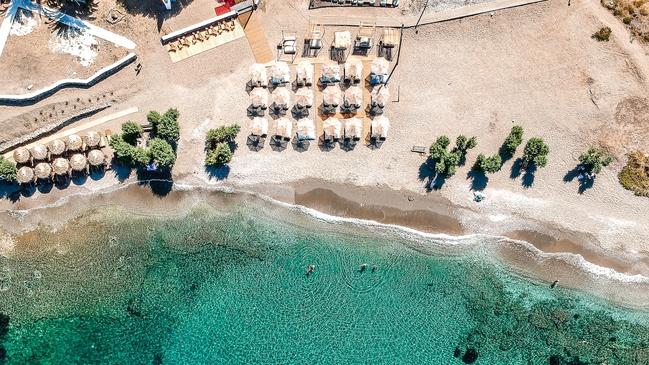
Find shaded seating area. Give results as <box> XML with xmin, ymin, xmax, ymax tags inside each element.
<box><xmin>320</xmin><ymin>62</ymin><xmax>341</xmax><ymax>85</ymax></box>
<box><xmin>368</xmin><ymin>85</ymin><xmax>390</xmax><ymax>115</ymax></box>
<box><xmin>293</xmin><ymin>87</ymin><xmax>314</xmax><ymax>119</ymax></box>
<box><xmin>353</xmin><ymin>22</ymin><xmax>375</xmax><ymax>56</ymax></box>
<box><xmin>269</xmin><ymin>62</ymin><xmax>291</xmax><ymax>86</ymax></box>
<box><xmin>271</xmin><ymin>117</ymin><xmax>293</xmax><ymax>151</ymax></box>
<box><xmin>369</xmin><ymin>57</ymin><xmax>390</xmax><ymax>85</ymax></box>
<box><xmin>248</xmin><ymin>87</ymin><xmax>269</xmax><ymax>116</ymax></box>
<box><xmin>344</xmin><ymin>59</ymin><xmax>363</xmax><ymax>84</ymax></box>
<box><xmin>342</xmin><ymin>85</ymin><xmax>363</xmax><ymax>114</ymax></box>
<box><xmin>342</xmin><ymin>117</ymin><xmax>363</xmax><ymax>150</ymax></box>
<box><xmin>331</xmin><ymin>31</ymin><xmax>351</xmax><ymax>63</ymax></box>
<box><xmin>249</xmin><ymin>63</ymin><xmax>268</xmax><ymax>88</ymax></box>
<box><xmin>247</xmin><ymin>116</ymin><xmax>269</xmax><ymax>151</ymax></box>
<box><xmin>295</xmin><ymin>118</ymin><xmax>316</xmax><ymax>151</ymax></box>
<box><xmin>277</xmin><ymin>30</ymin><xmax>297</xmax><ymax>61</ymax></box>
<box><xmin>322</xmin><ymin>117</ymin><xmax>342</xmax><ymax>145</ymax></box>
<box><xmin>302</xmin><ymin>23</ymin><xmax>324</xmax><ymax>58</ymax></box>
<box><xmin>370</xmin><ymin>115</ymin><xmax>390</xmax><ymax>147</ymax></box>
<box><xmin>322</xmin><ymin>84</ymin><xmax>342</xmax><ymax>115</ymax></box>
<box><xmin>379</xmin><ymin>28</ymin><xmax>399</xmax><ymax>61</ymax></box>
<box><xmin>270</xmin><ymin>87</ymin><xmax>291</xmax><ymax>117</ymax></box>
<box><xmin>296</xmin><ymin>61</ymin><xmax>314</xmax><ymax>87</ymax></box>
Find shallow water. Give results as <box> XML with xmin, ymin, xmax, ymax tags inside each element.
<box><xmin>1</xmin><ymin>201</ymin><xmax>649</xmax><ymax>364</ymax></box>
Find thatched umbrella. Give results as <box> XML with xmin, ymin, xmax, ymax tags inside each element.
<box><xmin>84</xmin><ymin>131</ymin><xmax>101</xmax><ymax>149</ymax></box>
<box><xmin>13</xmin><ymin>147</ymin><xmax>30</xmax><ymax>164</ymax></box>
<box><xmin>251</xmin><ymin>117</ymin><xmax>269</xmax><ymax>137</ymax></box>
<box><xmin>371</xmin><ymin>85</ymin><xmax>390</xmax><ymax>107</ymax></box>
<box><xmin>344</xmin><ymin>117</ymin><xmax>363</xmax><ymax>140</ymax></box>
<box><xmin>16</xmin><ymin>166</ymin><xmax>34</xmax><ymax>184</ymax></box>
<box><xmin>272</xmin><ymin>87</ymin><xmax>291</xmax><ymax>108</ymax></box>
<box><xmin>323</xmin><ymin>117</ymin><xmax>342</xmax><ymax>140</ymax></box>
<box><xmin>34</xmin><ymin>162</ymin><xmax>52</xmax><ymax>180</ymax></box>
<box><xmin>52</xmin><ymin>158</ymin><xmax>70</xmax><ymax>176</ymax></box>
<box><xmin>344</xmin><ymin>59</ymin><xmax>363</xmax><ymax>81</ymax></box>
<box><xmin>250</xmin><ymin>87</ymin><xmax>269</xmax><ymax>108</ymax></box>
<box><xmin>66</xmin><ymin>134</ymin><xmax>83</xmax><ymax>152</ymax></box>
<box><xmin>87</xmin><ymin>149</ymin><xmax>105</xmax><ymax>167</ymax></box>
<box><xmin>321</xmin><ymin>63</ymin><xmax>341</xmax><ymax>82</ymax></box>
<box><xmin>371</xmin><ymin>57</ymin><xmax>390</xmax><ymax>76</ymax></box>
<box><xmin>275</xmin><ymin>117</ymin><xmax>293</xmax><ymax>139</ymax></box>
<box><xmin>322</xmin><ymin>85</ymin><xmax>342</xmax><ymax>106</ymax></box>
<box><xmin>371</xmin><ymin>115</ymin><xmax>390</xmax><ymax>139</ymax></box>
<box><xmin>250</xmin><ymin>63</ymin><xmax>267</xmax><ymax>85</ymax></box>
<box><xmin>296</xmin><ymin>61</ymin><xmax>314</xmax><ymax>85</ymax></box>
<box><xmin>344</xmin><ymin>86</ymin><xmax>363</xmax><ymax>107</ymax></box>
<box><xmin>295</xmin><ymin>87</ymin><xmax>314</xmax><ymax>107</ymax></box>
<box><xmin>70</xmin><ymin>153</ymin><xmax>87</xmax><ymax>172</ymax></box>
<box><xmin>269</xmin><ymin>62</ymin><xmax>290</xmax><ymax>84</ymax></box>
<box><xmin>30</xmin><ymin>144</ymin><xmax>48</xmax><ymax>161</ymax></box>
<box><xmin>48</xmin><ymin>139</ymin><xmax>66</xmax><ymax>156</ymax></box>
<box><xmin>296</xmin><ymin>118</ymin><xmax>316</xmax><ymax>141</ymax></box>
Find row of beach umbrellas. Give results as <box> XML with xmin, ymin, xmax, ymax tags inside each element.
<box><xmin>250</xmin><ymin>84</ymin><xmax>388</xmax><ymax>110</ymax></box>
<box><xmin>249</xmin><ymin>115</ymin><xmax>390</xmax><ymax>141</ymax></box>
<box><xmin>13</xmin><ymin>131</ymin><xmax>103</xmax><ymax>165</ymax></box>
<box><xmin>15</xmin><ymin>149</ymin><xmax>106</xmax><ymax>184</ymax></box>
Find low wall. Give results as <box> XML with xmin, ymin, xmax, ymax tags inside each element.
<box><xmin>0</xmin><ymin>53</ymin><xmax>137</xmax><ymax>105</ymax></box>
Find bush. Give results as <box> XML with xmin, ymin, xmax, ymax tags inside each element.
<box><xmin>109</xmin><ymin>134</ymin><xmax>136</xmax><ymax>163</ymax></box>
<box><xmin>206</xmin><ymin>143</ymin><xmax>233</xmax><ymax>166</ymax></box>
<box><xmin>0</xmin><ymin>156</ymin><xmax>17</xmax><ymax>182</ymax></box>
<box><xmin>147</xmin><ymin>111</ymin><xmax>162</xmax><ymax>126</ymax></box>
<box><xmin>206</xmin><ymin>124</ymin><xmax>241</xmax><ymax>149</ymax></box>
<box><xmin>121</xmin><ymin>121</ymin><xmax>143</xmax><ymax>144</ymax></box>
<box><xmin>148</xmin><ymin>138</ymin><xmax>176</xmax><ymax>169</ymax></box>
<box><xmin>156</xmin><ymin>115</ymin><xmax>180</xmax><ymax>143</ymax></box>
<box><xmin>475</xmin><ymin>154</ymin><xmax>502</xmax><ymax>174</ymax></box>
<box><xmin>522</xmin><ymin>137</ymin><xmax>550</xmax><ymax>168</ymax></box>
<box><xmin>163</xmin><ymin>108</ymin><xmax>180</xmax><ymax>122</ymax></box>
<box><xmin>579</xmin><ymin>147</ymin><xmax>614</xmax><ymax>174</ymax></box>
<box><xmin>428</xmin><ymin>135</ymin><xmax>470</xmax><ymax>176</ymax></box>
<box><xmin>592</xmin><ymin>27</ymin><xmax>613</xmax><ymax>41</ymax></box>
<box><xmin>503</xmin><ymin>125</ymin><xmax>524</xmax><ymax>154</ymax></box>
<box><xmin>618</xmin><ymin>151</ymin><xmax>649</xmax><ymax>196</ymax></box>
<box><xmin>623</xmin><ymin>16</ymin><xmax>633</xmax><ymax>24</ymax></box>
<box><xmin>455</xmin><ymin>135</ymin><xmax>477</xmax><ymax>153</ymax></box>
<box><xmin>131</xmin><ymin>147</ymin><xmax>151</xmax><ymax>167</ymax></box>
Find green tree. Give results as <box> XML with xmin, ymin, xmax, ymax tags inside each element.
<box><xmin>109</xmin><ymin>134</ymin><xmax>136</xmax><ymax>163</ymax></box>
<box><xmin>0</xmin><ymin>156</ymin><xmax>17</xmax><ymax>182</ymax></box>
<box><xmin>579</xmin><ymin>147</ymin><xmax>614</xmax><ymax>175</ymax></box>
<box><xmin>121</xmin><ymin>121</ymin><xmax>143</xmax><ymax>145</ymax></box>
<box><xmin>206</xmin><ymin>143</ymin><xmax>234</xmax><ymax>166</ymax></box>
<box><xmin>163</xmin><ymin>108</ymin><xmax>180</xmax><ymax>122</ymax></box>
<box><xmin>522</xmin><ymin>137</ymin><xmax>550</xmax><ymax>168</ymax></box>
<box><xmin>455</xmin><ymin>135</ymin><xmax>477</xmax><ymax>154</ymax></box>
<box><xmin>156</xmin><ymin>115</ymin><xmax>180</xmax><ymax>143</ymax></box>
<box><xmin>131</xmin><ymin>147</ymin><xmax>151</xmax><ymax>167</ymax></box>
<box><xmin>206</xmin><ymin>124</ymin><xmax>241</xmax><ymax>149</ymax></box>
<box><xmin>503</xmin><ymin>125</ymin><xmax>524</xmax><ymax>155</ymax></box>
<box><xmin>147</xmin><ymin>111</ymin><xmax>162</xmax><ymax>126</ymax></box>
<box><xmin>429</xmin><ymin>135</ymin><xmax>465</xmax><ymax>176</ymax></box>
<box><xmin>475</xmin><ymin>154</ymin><xmax>502</xmax><ymax>174</ymax></box>
<box><xmin>148</xmin><ymin>138</ymin><xmax>176</xmax><ymax>169</ymax></box>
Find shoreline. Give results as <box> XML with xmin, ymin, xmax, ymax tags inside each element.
<box><xmin>3</xmin><ymin>177</ymin><xmax>649</xmax><ymax>309</ymax></box>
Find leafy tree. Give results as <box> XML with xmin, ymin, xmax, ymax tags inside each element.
<box><xmin>579</xmin><ymin>147</ymin><xmax>614</xmax><ymax>175</ymax></box>
<box><xmin>429</xmin><ymin>135</ymin><xmax>450</xmax><ymax>157</ymax></box>
<box><xmin>148</xmin><ymin>138</ymin><xmax>176</xmax><ymax>169</ymax></box>
<box><xmin>109</xmin><ymin>134</ymin><xmax>136</xmax><ymax>163</ymax></box>
<box><xmin>206</xmin><ymin>124</ymin><xmax>241</xmax><ymax>148</ymax></box>
<box><xmin>429</xmin><ymin>135</ymin><xmax>465</xmax><ymax>176</ymax></box>
<box><xmin>522</xmin><ymin>137</ymin><xmax>549</xmax><ymax>168</ymax></box>
<box><xmin>121</xmin><ymin>121</ymin><xmax>143</xmax><ymax>144</ymax></box>
<box><xmin>206</xmin><ymin>143</ymin><xmax>233</xmax><ymax>166</ymax></box>
<box><xmin>0</xmin><ymin>156</ymin><xmax>17</xmax><ymax>182</ymax></box>
<box><xmin>156</xmin><ymin>115</ymin><xmax>180</xmax><ymax>143</ymax></box>
<box><xmin>147</xmin><ymin>111</ymin><xmax>162</xmax><ymax>126</ymax></box>
<box><xmin>503</xmin><ymin>125</ymin><xmax>524</xmax><ymax>155</ymax></box>
<box><xmin>163</xmin><ymin>108</ymin><xmax>180</xmax><ymax>122</ymax></box>
<box><xmin>475</xmin><ymin>154</ymin><xmax>503</xmax><ymax>174</ymax></box>
<box><xmin>455</xmin><ymin>135</ymin><xmax>477</xmax><ymax>154</ymax></box>
<box><xmin>131</xmin><ymin>147</ymin><xmax>151</xmax><ymax>167</ymax></box>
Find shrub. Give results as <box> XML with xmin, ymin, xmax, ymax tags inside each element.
<box><xmin>455</xmin><ymin>135</ymin><xmax>477</xmax><ymax>154</ymax></box>
<box><xmin>121</xmin><ymin>121</ymin><xmax>143</xmax><ymax>144</ymax></box>
<box><xmin>147</xmin><ymin>111</ymin><xmax>162</xmax><ymax>125</ymax></box>
<box><xmin>148</xmin><ymin>138</ymin><xmax>176</xmax><ymax>169</ymax></box>
<box><xmin>156</xmin><ymin>115</ymin><xmax>180</xmax><ymax>143</ymax></box>
<box><xmin>428</xmin><ymin>135</ymin><xmax>470</xmax><ymax>176</ymax></box>
<box><xmin>503</xmin><ymin>125</ymin><xmax>524</xmax><ymax>154</ymax></box>
<box><xmin>522</xmin><ymin>137</ymin><xmax>550</xmax><ymax>168</ymax></box>
<box><xmin>206</xmin><ymin>143</ymin><xmax>233</xmax><ymax>166</ymax></box>
<box><xmin>109</xmin><ymin>134</ymin><xmax>136</xmax><ymax>163</ymax></box>
<box><xmin>0</xmin><ymin>156</ymin><xmax>17</xmax><ymax>182</ymax></box>
<box><xmin>618</xmin><ymin>151</ymin><xmax>649</xmax><ymax>196</ymax></box>
<box><xmin>206</xmin><ymin>124</ymin><xmax>241</xmax><ymax>149</ymax></box>
<box><xmin>579</xmin><ymin>147</ymin><xmax>614</xmax><ymax>174</ymax></box>
<box><xmin>163</xmin><ymin>108</ymin><xmax>180</xmax><ymax>122</ymax></box>
<box><xmin>475</xmin><ymin>154</ymin><xmax>502</xmax><ymax>174</ymax></box>
<box><xmin>131</xmin><ymin>147</ymin><xmax>151</xmax><ymax>167</ymax></box>
<box><xmin>623</xmin><ymin>16</ymin><xmax>633</xmax><ymax>24</ymax></box>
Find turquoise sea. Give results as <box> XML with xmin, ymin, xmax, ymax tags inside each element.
<box><xmin>1</xmin><ymin>197</ymin><xmax>649</xmax><ymax>364</ymax></box>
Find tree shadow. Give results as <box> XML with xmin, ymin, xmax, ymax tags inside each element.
<box><xmin>116</xmin><ymin>0</ymin><xmax>195</xmax><ymax>32</ymax></box>
<box><xmin>522</xmin><ymin>164</ymin><xmax>537</xmax><ymax>188</ymax></box>
<box><xmin>564</xmin><ymin>165</ymin><xmax>595</xmax><ymax>194</ymax></box>
<box><xmin>204</xmin><ymin>165</ymin><xmax>230</xmax><ymax>181</ymax></box>
<box><xmin>111</xmin><ymin>161</ymin><xmax>133</xmax><ymax>182</ymax></box>
<box><xmin>0</xmin><ymin>182</ymin><xmax>22</xmax><ymax>202</ymax></box>
<box><xmin>498</xmin><ymin>144</ymin><xmax>515</xmax><ymax>164</ymax></box>
<box><xmin>510</xmin><ymin>158</ymin><xmax>523</xmax><ymax>180</ymax></box>
<box><xmin>136</xmin><ymin>169</ymin><xmax>173</xmax><ymax>197</ymax></box>
<box><xmin>418</xmin><ymin>159</ymin><xmax>447</xmax><ymax>191</ymax></box>
<box><xmin>467</xmin><ymin>169</ymin><xmax>488</xmax><ymax>191</ymax></box>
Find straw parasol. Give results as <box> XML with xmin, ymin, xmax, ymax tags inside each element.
<box><xmin>272</xmin><ymin>87</ymin><xmax>291</xmax><ymax>107</ymax></box>
<box><xmin>344</xmin><ymin>117</ymin><xmax>363</xmax><ymax>139</ymax></box>
<box><xmin>250</xmin><ymin>87</ymin><xmax>269</xmax><ymax>108</ymax></box>
<box><xmin>296</xmin><ymin>61</ymin><xmax>314</xmax><ymax>84</ymax></box>
<box><xmin>344</xmin><ymin>59</ymin><xmax>363</xmax><ymax>80</ymax></box>
<box><xmin>251</xmin><ymin>117</ymin><xmax>269</xmax><ymax>136</ymax></box>
<box><xmin>270</xmin><ymin>62</ymin><xmax>290</xmax><ymax>83</ymax></box>
<box><xmin>16</xmin><ymin>166</ymin><xmax>34</xmax><ymax>184</ymax></box>
<box><xmin>34</xmin><ymin>162</ymin><xmax>52</xmax><ymax>180</ymax></box>
<box><xmin>250</xmin><ymin>63</ymin><xmax>267</xmax><ymax>84</ymax></box>
<box><xmin>87</xmin><ymin>149</ymin><xmax>105</xmax><ymax>166</ymax></box>
<box><xmin>344</xmin><ymin>86</ymin><xmax>363</xmax><ymax>107</ymax></box>
<box><xmin>371</xmin><ymin>115</ymin><xmax>390</xmax><ymax>139</ymax></box>
<box><xmin>66</xmin><ymin>134</ymin><xmax>83</xmax><ymax>152</ymax></box>
<box><xmin>295</xmin><ymin>87</ymin><xmax>314</xmax><ymax>107</ymax></box>
<box><xmin>48</xmin><ymin>139</ymin><xmax>66</xmax><ymax>156</ymax></box>
<box><xmin>323</xmin><ymin>117</ymin><xmax>342</xmax><ymax>139</ymax></box>
<box><xmin>371</xmin><ymin>85</ymin><xmax>390</xmax><ymax>106</ymax></box>
<box><xmin>52</xmin><ymin>158</ymin><xmax>70</xmax><ymax>175</ymax></box>
<box><xmin>321</xmin><ymin>63</ymin><xmax>341</xmax><ymax>81</ymax></box>
<box><xmin>371</xmin><ymin>57</ymin><xmax>390</xmax><ymax>75</ymax></box>
<box><xmin>275</xmin><ymin>117</ymin><xmax>293</xmax><ymax>139</ymax></box>
<box><xmin>333</xmin><ymin>31</ymin><xmax>352</xmax><ymax>49</ymax></box>
<box><xmin>69</xmin><ymin>153</ymin><xmax>87</xmax><ymax>172</ymax></box>
<box><xmin>30</xmin><ymin>143</ymin><xmax>48</xmax><ymax>161</ymax></box>
<box><xmin>12</xmin><ymin>147</ymin><xmax>30</xmax><ymax>164</ymax></box>
<box><xmin>296</xmin><ymin>118</ymin><xmax>316</xmax><ymax>140</ymax></box>
<box><xmin>322</xmin><ymin>85</ymin><xmax>342</xmax><ymax>106</ymax></box>
<box><xmin>84</xmin><ymin>131</ymin><xmax>101</xmax><ymax>149</ymax></box>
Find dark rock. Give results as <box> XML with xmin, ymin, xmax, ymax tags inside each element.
<box><xmin>126</xmin><ymin>299</ymin><xmax>143</xmax><ymax>317</ymax></box>
<box><xmin>0</xmin><ymin>313</ymin><xmax>8</xmax><ymax>337</ymax></box>
<box><xmin>462</xmin><ymin>348</ymin><xmax>478</xmax><ymax>364</ymax></box>
<box><xmin>453</xmin><ymin>346</ymin><xmax>461</xmax><ymax>357</ymax></box>
<box><xmin>153</xmin><ymin>352</ymin><xmax>163</xmax><ymax>365</ymax></box>
<box><xmin>609</xmin><ymin>336</ymin><xmax>617</xmax><ymax>342</ymax></box>
<box><xmin>549</xmin><ymin>355</ymin><xmax>562</xmax><ymax>365</ymax></box>
<box><xmin>0</xmin><ymin>346</ymin><xmax>6</xmax><ymax>360</ymax></box>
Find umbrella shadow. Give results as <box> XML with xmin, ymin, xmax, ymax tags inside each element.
<box><xmin>247</xmin><ymin>105</ymin><xmax>266</xmax><ymax>118</ymax></box>
<box><xmin>292</xmin><ymin>138</ymin><xmax>311</xmax><ymax>152</ymax></box>
<box><xmin>270</xmin><ymin>136</ymin><xmax>289</xmax><ymax>152</ymax></box>
<box><xmin>136</xmin><ymin>169</ymin><xmax>173</xmax><ymax>197</ymax></box>
<box><xmin>564</xmin><ymin>165</ymin><xmax>595</xmax><ymax>194</ymax></box>
<box><xmin>467</xmin><ymin>169</ymin><xmax>488</xmax><ymax>191</ymax></box>
<box><xmin>367</xmin><ymin>138</ymin><xmax>384</xmax><ymax>150</ymax></box>
<box><xmin>54</xmin><ymin>176</ymin><xmax>71</xmax><ymax>190</ymax></box>
<box><xmin>36</xmin><ymin>180</ymin><xmax>54</xmax><ymax>194</ymax></box>
<box><xmin>318</xmin><ymin>136</ymin><xmax>337</xmax><ymax>151</ymax></box>
<box><xmin>71</xmin><ymin>172</ymin><xmax>88</xmax><ymax>186</ymax></box>
<box><xmin>205</xmin><ymin>165</ymin><xmax>230</xmax><ymax>181</ymax></box>
<box><xmin>340</xmin><ymin>139</ymin><xmax>358</xmax><ymax>152</ymax></box>
<box><xmin>246</xmin><ymin>135</ymin><xmax>266</xmax><ymax>152</ymax></box>
<box><xmin>268</xmin><ymin>104</ymin><xmax>287</xmax><ymax>118</ymax></box>
<box><xmin>89</xmin><ymin>168</ymin><xmax>106</xmax><ymax>181</ymax></box>
<box><xmin>291</xmin><ymin>105</ymin><xmax>310</xmax><ymax>119</ymax></box>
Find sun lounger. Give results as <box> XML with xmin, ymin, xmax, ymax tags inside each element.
<box><xmin>411</xmin><ymin>145</ymin><xmax>427</xmax><ymax>154</ymax></box>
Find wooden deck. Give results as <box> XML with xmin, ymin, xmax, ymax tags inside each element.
<box><xmin>166</xmin><ymin>20</ymin><xmax>246</xmax><ymax>63</ymax></box>
<box><xmin>242</xmin><ymin>11</ymin><xmax>274</xmax><ymax>64</ymax></box>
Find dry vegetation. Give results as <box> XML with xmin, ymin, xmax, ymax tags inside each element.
<box><xmin>619</xmin><ymin>151</ymin><xmax>649</xmax><ymax>196</ymax></box>
<box><xmin>602</xmin><ymin>0</ymin><xmax>649</xmax><ymax>41</ymax></box>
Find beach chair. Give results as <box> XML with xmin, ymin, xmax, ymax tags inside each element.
<box><xmin>411</xmin><ymin>145</ymin><xmax>427</xmax><ymax>154</ymax></box>
<box><xmin>168</xmin><ymin>42</ymin><xmax>178</xmax><ymax>52</ymax></box>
